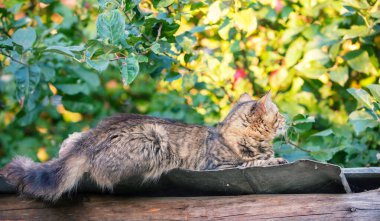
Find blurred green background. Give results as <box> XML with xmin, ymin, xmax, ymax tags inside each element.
<box><xmin>0</xmin><ymin>0</ymin><xmax>379</xmax><ymax>167</ymax></box>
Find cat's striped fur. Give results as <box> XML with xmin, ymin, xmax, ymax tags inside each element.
<box><xmin>1</xmin><ymin>92</ymin><xmax>287</xmax><ymax>201</ymax></box>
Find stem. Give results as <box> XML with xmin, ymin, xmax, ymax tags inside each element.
<box><xmin>0</xmin><ymin>50</ymin><xmax>28</xmax><ymax>66</ymax></box>
<box><xmin>0</xmin><ymin>28</ymin><xmax>10</xmax><ymax>37</ymax></box>
<box><xmin>283</xmin><ymin>136</ymin><xmax>312</xmax><ymax>153</ymax></box>
<box><xmin>221</xmin><ymin>86</ymin><xmax>234</xmax><ymax>103</ymax></box>
<box><xmin>156</xmin><ymin>23</ymin><xmax>163</xmax><ymax>41</ymax></box>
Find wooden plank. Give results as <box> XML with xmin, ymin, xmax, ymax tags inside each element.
<box><xmin>0</xmin><ymin>190</ymin><xmax>379</xmax><ymax>220</ymax></box>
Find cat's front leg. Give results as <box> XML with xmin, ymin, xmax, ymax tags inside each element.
<box><xmin>241</xmin><ymin>158</ymin><xmax>288</xmax><ymax>167</ymax></box>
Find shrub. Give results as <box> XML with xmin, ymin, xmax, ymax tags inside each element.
<box><xmin>0</xmin><ymin>0</ymin><xmax>379</xmax><ymax>167</ymax></box>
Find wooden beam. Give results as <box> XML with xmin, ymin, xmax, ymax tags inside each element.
<box><xmin>0</xmin><ymin>190</ymin><xmax>379</xmax><ymax>220</ymax></box>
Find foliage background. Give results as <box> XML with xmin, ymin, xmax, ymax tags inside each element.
<box><xmin>0</xmin><ymin>0</ymin><xmax>379</xmax><ymax>167</ymax></box>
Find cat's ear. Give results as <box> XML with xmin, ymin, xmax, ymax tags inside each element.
<box><xmin>257</xmin><ymin>91</ymin><xmax>273</xmax><ymax>111</ymax></box>
<box><xmin>238</xmin><ymin>93</ymin><xmax>252</xmax><ymax>103</ymax></box>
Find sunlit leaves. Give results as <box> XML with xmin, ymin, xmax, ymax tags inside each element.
<box><xmin>120</xmin><ymin>57</ymin><xmax>140</xmax><ymax>85</ymax></box>
<box><xmin>207</xmin><ymin>1</ymin><xmax>223</xmax><ymax>24</ymax></box>
<box><xmin>344</xmin><ymin>49</ymin><xmax>377</xmax><ymax>74</ymax></box>
<box><xmin>12</xmin><ymin>27</ymin><xmax>36</xmax><ymax>50</ymax></box>
<box><xmin>347</xmin><ymin>88</ymin><xmax>373</xmax><ymax>108</ymax></box>
<box><xmin>154</xmin><ymin>0</ymin><xmax>174</xmax><ymax>8</ymax></box>
<box><xmin>234</xmin><ymin>8</ymin><xmax>257</xmax><ymax>36</ymax></box>
<box><xmin>329</xmin><ymin>66</ymin><xmax>349</xmax><ymax>86</ymax></box>
<box><xmin>295</xmin><ymin>49</ymin><xmax>329</xmax><ymax>79</ymax></box>
<box><xmin>96</xmin><ymin>9</ymin><xmax>124</xmax><ymax>44</ymax></box>
<box><xmin>341</xmin><ymin>25</ymin><xmax>369</xmax><ymax>39</ymax></box>
<box><xmin>218</xmin><ymin>19</ymin><xmax>233</xmax><ymax>40</ymax></box>
<box><xmin>285</xmin><ymin>38</ymin><xmax>305</xmax><ymax>68</ymax></box>
<box><xmin>367</xmin><ymin>84</ymin><xmax>380</xmax><ymax>102</ymax></box>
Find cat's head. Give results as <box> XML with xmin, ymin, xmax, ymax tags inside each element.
<box><xmin>217</xmin><ymin>92</ymin><xmax>286</xmax><ymax>159</ymax></box>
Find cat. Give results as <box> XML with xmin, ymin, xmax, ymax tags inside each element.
<box><xmin>1</xmin><ymin>92</ymin><xmax>287</xmax><ymax>201</ymax></box>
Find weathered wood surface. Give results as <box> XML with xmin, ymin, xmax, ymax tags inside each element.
<box><xmin>0</xmin><ymin>190</ymin><xmax>379</xmax><ymax>220</ymax></box>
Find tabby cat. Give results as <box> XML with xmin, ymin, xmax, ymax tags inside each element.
<box><xmin>1</xmin><ymin>92</ymin><xmax>287</xmax><ymax>201</ymax></box>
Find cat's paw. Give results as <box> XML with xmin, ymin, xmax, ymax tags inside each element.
<box><xmin>264</xmin><ymin>157</ymin><xmax>288</xmax><ymax>166</ymax></box>
<box><xmin>272</xmin><ymin>157</ymin><xmax>288</xmax><ymax>165</ymax></box>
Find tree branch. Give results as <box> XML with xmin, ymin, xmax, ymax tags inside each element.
<box><xmin>0</xmin><ymin>50</ymin><xmax>28</xmax><ymax>66</ymax></box>
<box><xmin>156</xmin><ymin>23</ymin><xmax>163</xmax><ymax>41</ymax></box>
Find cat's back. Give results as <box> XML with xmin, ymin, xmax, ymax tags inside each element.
<box><xmin>92</xmin><ymin>113</ymin><xmax>209</xmax><ymax>142</ymax></box>
<box><xmin>96</xmin><ymin>113</ymin><xmax>205</xmax><ymax>129</ymax></box>
<box><xmin>88</xmin><ymin>113</ymin><xmax>210</xmax><ymax>163</ymax></box>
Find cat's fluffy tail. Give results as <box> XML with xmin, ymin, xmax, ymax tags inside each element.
<box><xmin>1</xmin><ymin>154</ymin><xmax>88</xmax><ymax>201</ymax></box>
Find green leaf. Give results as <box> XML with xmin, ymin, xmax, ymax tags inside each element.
<box><xmin>44</xmin><ymin>46</ymin><xmax>75</xmax><ymax>57</ymax></box>
<box><xmin>165</xmin><ymin>71</ymin><xmax>181</xmax><ymax>82</ymax></box>
<box><xmin>40</xmin><ymin>0</ymin><xmax>55</xmax><ymax>4</ymax></box>
<box><xmin>347</xmin><ymin>88</ymin><xmax>373</xmax><ymax>109</ymax></box>
<box><xmin>292</xmin><ymin>114</ymin><xmax>315</xmax><ymax>133</ymax></box>
<box><xmin>136</xmin><ymin>55</ymin><xmax>148</xmax><ymax>63</ymax></box>
<box><xmin>349</xmin><ymin>110</ymin><xmax>378</xmax><ymax>135</ymax></box>
<box><xmin>344</xmin><ymin>0</ymin><xmax>370</xmax><ymax>9</ymax></box>
<box><xmin>207</xmin><ymin>1</ymin><xmax>223</xmax><ymax>24</ymax></box>
<box><xmin>344</xmin><ymin>49</ymin><xmax>377</xmax><ymax>74</ymax></box>
<box><xmin>157</xmin><ymin>0</ymin><xmax>174</xmax><ymax>8</ymax></box>
<box><xmin>310</xmin><ymin>150</ymin><xmax>334</xmax><ymax>162</ymax></box>
<box><xmin>367</xmin><ymin>0</ymin><xmax>377</xmax><ymax>6</ymax></box>
<box><xmin>341</xmin><ymin>5</ymin><xmax>357</xmax><ymax>16</ymax></box>
<box><xmin>303</xmin><ymin>49</ymin><xmax>330</xmax><ymax>65</ymax></box>
<box><xmin>18</xmin><ymin>106</ymin><xmax>42</xmax><ymax>126</ymax></box>
<box><xmin>371</xmin><ymin>10</ymin><xmax>380</xmax><ymax>18</ymax></box>
<box><xmin>295</xmin><ymin>60</ymin><xmax>326</xmax><ymax>79</ymax></box>
<box><xmin>96</xmin><ymin>9</ymin><xmax>125</xmax><ymax>44</ymax></box>
<box><xmin>29</xmin><ymin>64</ymin><xmax>41</xmax><ymax>93</ymax></box>
<box><xmin>85</xmin><ymin>57</ymin><xmax>109</xmax><ymax>72</ymax></box>
<box><xmin>218</xmin><ymin>19</ymin><xmax>232</xmax><ymax>40</ymax></box>
<box><xmin>151</xmin><ymin>42</ymin><xmax>161</xmax><ymax>54</ymax></box>
<box><xmin>62</xmin><ymin>100</ymin><xmax>95</xmax><ymax>113</ymax></box>
<box><xmin>124</xmin><ymin>0</ymin><xmax>140</xmax><ymax>10</ymax></box>
<box><xmin>40</xmin><ymin>66</ymin><xmax>55</xmax><ymax>81</ymax></box>
<box><xmin>55</xmin><ymin>84</ymin><xmax>87</xmax><ymax>95</ymax></box>
<box><xmin>329</xmin><ymin>66</ymin><xmax>348</xmax><ymax>86</ymax></box>
<box><xmin>98</xmin><ymin>0</ymin><xmax>120</xmax><ymax>10</ymax></box>
<box><xmin>0</xmin><ymin>36</ymin><xmax>13</xmax><ymax>48</ymax></box>
<box><xmin>312</xmin><ymin>129</ymin><xmax>334</xmax><ymax>137</ymax></box>
<box><xmin>13</xmin><ymin>65</ymin><xmax>40</xmax><ymax>101</ymax></box>
<box><xmin>285</xmin><ymin>38</ymin><xmax>305</xmax><ymax>68</ymax></box>
<box><xmin>161</xmin><ymin>22</ymin><xmax>180</xmax><ymax>37</ymax></box>
<box><xmin>14</xmin><ymin>67</ymin><xmax>29</xmax><ymax>100</ymax></box>
<box><xmin>12</xmin><ymin>27</ymin><xmax>36</xmax><ymax>50</ymax></box>
<box><xmin>120</xmin><ymin>57</ymin><xmax>140</xmax><ymax>85</ymax></box>
<box><xmin>341</xmin><ymin>25</ymin><xmax>369</xmax><ymax>39</ymax></box>
<box><xmin>72</xmin><ymin>67</ymin><xmax>100</xmax><ymax>87</ymax></box>
<box><xmin>234</xmin><ymin>8</ymin><xmax>257</xmax><ymax>36</ymax></box>
<box><xmin>367</xmin><ymin>84</ymin><xmax>380</xmax><ymax>102</ymax></box>
<box><xmin>178</xmin><ymin>36</ymin><xmax>195</xmax><ymax>53</ymax></box>
<box><xmin>80</xmin><ymin>72</ymin><xmax>100</xmax><ymax>87</ymax></box>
